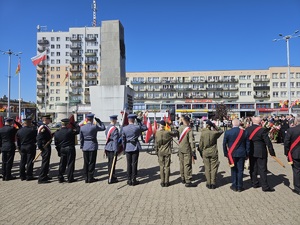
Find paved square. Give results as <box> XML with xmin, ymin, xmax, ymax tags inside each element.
<box><xmin>0</xmin><ymin>132</ymin><xmax>299</xmax><ymax>225</ymax></box>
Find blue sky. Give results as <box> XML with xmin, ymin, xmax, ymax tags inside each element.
<box><xmin>0</xmin><ymin>0</ymin><xmax>300</xmax><ymax>102</ymax></box>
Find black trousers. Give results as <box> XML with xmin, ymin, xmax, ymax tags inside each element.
<box><xmin>2</xmin><ymin>150</ymin><xmax>15</xmax><ymax>179</ymax></box>
<box><xmin>83</xmin><ymin>150</ymin><xmax>97</xmax><ymax>181</ymax></box>
<box><xmin>20</xmin><ymin>144</ymin><xmax>36</xmax><ymax>179</ymax></box>
<box><xmin>59</xmin><ymin>147</ymin><xmax>76</xmax><ymax>181</ymax></box>
<box><xmin>38</xmin><ymin>146</ymin><xmax>51</xmax><ymax>181</ymax></box>
<box><xmin>292</xmin><ymin>159</ymin><xmax>300</xmax><ymax>192</ymax></box>
<box><xmin>250</xmin><ymin>156</ymin><xmax>270</xmax><ymax>190</ymax></box>
<box><xmin>106</xmin><ymin>151</ymin><xmax>117</xmax><ymax>179</ymax></box>
<box><xmin>126</xmin><ymin>151</ymin><xmax>139</xmax><ymax>181</ymax></box>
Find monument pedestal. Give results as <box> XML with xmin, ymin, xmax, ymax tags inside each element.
<box><xmin>90</xmin><ymin>85</ymin><xmax>134</xmax><ymax>122</ymax></box>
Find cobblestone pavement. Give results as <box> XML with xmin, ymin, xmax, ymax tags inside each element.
<box><xmin>0</xmin><ymin>132</ymin><xmax>299</xmax><ymax>225</ymax></box>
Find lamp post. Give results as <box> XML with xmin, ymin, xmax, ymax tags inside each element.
<box><xmin>273</xmin><ymin>30</ymin><xmax>300</xmax><ymax>114</ymax></box>
<box><xmin>1</xmin><ymin>49</ymin><xmax>22</xmax><ymax>118</ymax></box>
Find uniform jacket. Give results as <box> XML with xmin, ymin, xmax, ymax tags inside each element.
<box><xmin>0</xmin><ymin>125</ymin><xmax>18</xmax><ymax>152</ymax></box>
<box><xmin>245</xmin><ymin>124</ymin><xmax>275</xmax><ymax>158</ymax></box>
<box><xmin>199</xmin><ymin>128</ymin><xmax>222</xmax><ymax>153</ymax></box>
<box><xmin>122</xmin><ymin>123</ymin><xmax>148</xmax><ymax>152</ymax></box>
<box><xmin>16</xmin><ymin>126</ymin><xmax>37</xmax><ymax>148</ymax></box>
<box><xmin>178</xmin><ymin>125</ymin><xmax>195</xmax><ymax>154</ymax></box>
<box><xmin>37</xmin><ymin>124</ymin><xmax>52</xmax><ymax>150</ymax></box>
<box><xmin>223</xmin><ymin>127</ymin><xmax>250</xmax><ymax>158</ymax></box>
<box><xmin>284</xmin><ymin>124</ymin><xmax>300</xmax><ymax>159</ymax></box>
<box><xmin>80</xmin><ymin>122</ymin><xmax>105</xmax><ymax>151</ymax></box>
<box><xmin>155</xmin><ymin>129</ymin><xmax>178</xmax><ymax>156</ymax></box>
<box><xmin>54</xmin><ymin>125</ymin><xmax>80</xmax><ymax>149</ymax></box>
<box><xmin>105</xmin><ymin>124</ymin><xmax>119</xmax><ymax>152</ymax></box>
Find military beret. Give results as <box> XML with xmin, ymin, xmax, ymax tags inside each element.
<box><xmin>5</xmin><ymin>117</ymin><xmax>13</xmax><ymax>122</ymax></box>
<box><xmin>61</xmin><ymin>118</ymin><xmax>70</xmax><ymax>123</ymax></box>
<box><xmin>128</xmin><ymin>114</ymin><xmax>137</xmax><ymax>119</ymax></box>
<box><xmin>206</xmin><ymin>120</ymin><xmax>214</xmax><ymax>127</ymax></box>
<box><xmin>86</xmin><ymin>113</ymin><xmax>95</xmax><ymax>118</ymax></box>
<box><xmin>109</xmin><ymin>115</ymin><xmax>118</xmax><ymax>120</ymax></box>
<box><xmin>158</xmin><ymin>120</ymin><xmax>166</xmax><ymax>126</ymax></box>
<box><xmin>41</xmin><ymin>115</ymin><xmax>51</xmax><ymax>119</ymax></box>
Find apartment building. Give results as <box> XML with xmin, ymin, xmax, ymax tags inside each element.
<box><xmin>126</xmin><ymin>67</ymin><xmax>300</xmax><ymax>118</ymax></box>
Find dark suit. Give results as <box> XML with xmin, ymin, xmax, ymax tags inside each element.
<box><xmin>246</xmin><ymin>124</ymin><xmax>275</xmax><ymax>190</ymax></box>
<box><xmin>223</xmin><ymin>127</ymin><xmax>250</xmax><ymax>190</ymax></box>
<box><xmin>284</xmin><ymin>124</ymin><xmax>300</xmax><ymax>192</ymax></box>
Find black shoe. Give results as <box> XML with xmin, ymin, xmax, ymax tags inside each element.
<box><xmin>20</xmin><ymin>177</ymin><xmax>26</xmax><ymax>181</ymax></box>
<box><xmin>88</xmin><ymin>178</ymin><xmax>99</xmax><ymax>183</ymax></box>
<box><xmin>230</xmin><ymin>186</ymin><xmax>237</xmax><ymax>192</ymax></box>
<box><xmin>181</xmin><ymin>179</ymin><xmax>186</xmax><ymax>184</ymax></box>
<box><xmin>211</xmin><ymin>184</ymin><xmax>216</xmax><ymax>189</ymax></box>
<box><xmin>252</xmin><ymin>184</ymin><xmax>260</xmax><ymax>189</ymax></box>
<box><xmin>85</xmin><ymin>179</ymin><xmax>89</xmax><ymax>183</ymax></box>
<box><xmin>38</xmin><ymin>180</ymin><xmax>50</xmax><ymax>184</ymax></box>
<box><xmin>292</xmin><ymin>189</ymin><xmax>300</xmax><ymax>195</ymax></box>
<box><xmin>26</xmin><ymin>176</ymin><xmax>37</xmax><ymax>181</ymax></box>
<box><xmin>68</xmin><ymin>179</ymin><xmax>78</xmax><ymax>183</ymax></box>
<box><xmin>58</xmin><ymin>178</ymin><xmax>66</xmax><ymax>183</ymax></box>
<box><xmin>263</xmin><ymin>188</ymin><xmax>275</xmax><ymax>192</ymax></box>
<box><xmin>108</xmin><ymin>178</ymin><xmax>119</xmax><ymax>184</ymax></box>
<box><xmin>185</xmin><ymin>183</ymin><xmax>193</xmax><ymax>187</ymax></box>
<box><xmin>206</xmin><ymin>184</ymin><xmax>211</xmax><ymax>189</ymax></box>
<box><xmin>160</xmin><ymin>183</ymin><xmax>165</xmax><ymax>187</ymax></box>
<box><xmin>127</xmin><ymin>180</ymin><xmax>133</xmax><ymax>186</ymax></box>
<box><xmin>165</xmin><ymin>182</ymin><xmax>170</xmax><ymax>187</ymax></box>
<box><xmin>6</xmin><ymin>176</ymin><xmax>17</xmax><ymax>181</ymax></box>
<box><xmin>237</xmin><ymin>188</ymin><xmax>244</xmax><ymax>192</ymax></box>
<box><xmin>45</xmin><ymin>176</ymin><xmax>52</xmax><ymax>181</ymax></box>
<box><xmin>132</xmin><ymin>180</ymin><xmax>140</xmax><ymax>186</ymax></box>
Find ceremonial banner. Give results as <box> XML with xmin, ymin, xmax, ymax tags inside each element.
<box><xmin>31</xmin><ymin>51</ymin><xmax>47</xmax><ymax>66</ymax></box>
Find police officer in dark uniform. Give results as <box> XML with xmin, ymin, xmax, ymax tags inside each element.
<box><xmin>80</xmin><ymin>113</ymin><xmax>105</xmax><ymax>183</ymax></box>
<box><xmin>37</xmin><ymin>115</ymin><xmax>53</xmax><ymax>184</ymax></box>
<box><xmin>122</xmin><ymin>113</ymin><xmax>148</xmax><ymax>186</ymax></box>
<box><xmin>105</xmin><ymin>115</ymin><xmax>120</xmax><ymax>184</ymax></box>
<box><xmin>0</xmin><ymin>118</ymin><xmax>21</xmax><ymax>181</ymax></box>
<box><xmin>16</xmin><ymin>117</ymin><xmax>37</xmax><ymax>181</ymax></box>
<box><xmin>54</xmin><ymin>118</ymin><xmax>80</xmax><ymax>183</ymax></box>
<box><xmin>280</xmin><ymin>115</ymin><xmax>289</xmax><ymax>143</ymax></box>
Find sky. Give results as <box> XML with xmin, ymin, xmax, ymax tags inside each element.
<box><xmin>0</xmin><ymin>0</ymin><xmax>300</xmax><ymax>102</ymax></box>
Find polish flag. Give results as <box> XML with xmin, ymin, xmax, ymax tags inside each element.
<box><xmin>145</xmin><ymin>117</ymin><xmax>153</xmax><ymax>143</ymax></box>
<box><xmin>31</xmin><ymin>51</ymin><xmax>47</xmax><ymax>66</ymax></box>
<box><xmin>153</xmin><ymin>119</ymin><xmax>157</xmax><ymax>135</ymax></box>
<box><xmin>0</xmin><ymin>116</ymin><xmax>3</xmax><ymax>128</ymax></box>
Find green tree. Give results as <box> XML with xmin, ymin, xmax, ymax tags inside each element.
<box><xmin>215</xmin><ymin>103</ymin><xmax>228</xmax><ymax>121</ymax></box>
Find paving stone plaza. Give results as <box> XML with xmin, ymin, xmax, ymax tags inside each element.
<box><xmin>0</xmin><ymin>131</ymin><xmax>299</xmax><ymax>225</ymax></box>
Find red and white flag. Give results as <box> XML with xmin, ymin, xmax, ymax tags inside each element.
<box><xmin>31</xmin><ymin>51</ymin><xmax>47</xmax><ymax>66</ymax></box>
<box><xmin>145</xmin><ymin>117</ymin><xmax>153</xmax><ymax>143</ymax></box>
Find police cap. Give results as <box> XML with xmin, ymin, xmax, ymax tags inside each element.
<box><xmin>159</xmin><ymin>120</ymin><xmax>166</xmax><ymax>126</ymax></box>
<box><xmin>61</xmin><ymin>118</ymin><xmax>70</xmax><ymax>123</ymax></box>
<box><xmin>109</xmin><ymin>115</ymin><xmax>118</xmax><ymax>120</ymax></box>
<box><xmin>128</xmin><ymin>114</ymin><xmax>137</xmax><ymax>119</ymax></box>
<box><xmin>86</xmin><ymin>113</ymin><xmax>95</xmax><ymax>118</ymax></box>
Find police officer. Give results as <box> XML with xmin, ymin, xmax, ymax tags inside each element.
<box><xmin>54</xmin><ymin>118</ymin><xmax>80</xmax><ymax>183</ymax></box>
<box><xmin>105</xmin><ymin>115</ymin><xmax>120</xmax><ymax>184</ymax></box>
<box><xmin>16</xmin><ymin>117</ymin><xmax>37</xmax><ymax>181</ymax></box>
<box><xmin>0</xmin><ymin>118</ymin><xmax>21</xmax><ymax>181</ymax></box>
<box><xmin>154</xmin><ymin>120</ymin><xmax>178</xmax><ymax>187</ymax></box>
<box><xmin>178</xmin><ymin>115</ymin><xmax>196</xmax><ymax>187</ymax></box>
<box><xmin>122</xmin><ymin>113</ymin><xmax>148</xmax><ymax>186</ymax></box>
<box><xmin>80</xmin><ymin>113</ymin><xmax>105</xmax><ymax>183</ymax></box>
<box><xmin>37</xmin><ymin>115</ymin><xmax>53</xmax><ymax>184</ymax></box>
<box><xmin>199</xmin><ymin>120</ymin><xmax>223</xmax><ymax>189</ymax></box>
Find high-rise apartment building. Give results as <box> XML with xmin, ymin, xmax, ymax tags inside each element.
<box><xmin>126</xmin><ymin>67</ymin><xmax>300</xmax><ymax>118</ymax></box>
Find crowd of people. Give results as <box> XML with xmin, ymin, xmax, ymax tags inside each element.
<box><xmin>0</xmin><ymin>112</ymin><xmax>299</xmax><ymax>196</ymax></box>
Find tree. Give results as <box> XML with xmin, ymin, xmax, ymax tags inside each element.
<box><xmin>215</xmin><ymin>103</ymin><xmax>228</xmax><ymax>121</ymax></box>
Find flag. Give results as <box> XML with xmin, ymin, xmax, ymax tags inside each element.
<box><xmin>145</xmin><ymin>117</ymin><xmax>153</xmax><ymax>143</ymax></box>
<box><xmin>0</xmin><ymin>116</ymin><xmax>3</xmax><ymax>128</ymax></box>
<box><xmin>164</xmin><ymin>113</ymin><xmax>171</xmax><ymax>131</ymax></box>
<box><xmin>153</xmin><ymin>119</ymin><xmax>157</xmax><ymax>135</ymax></box>
<box><xmin>31</xmin><ymin>50</ymin><xmax>47</xmax><ymax>66</ymax></box>
<box><xmin>15</xmin><ymin>59</ymin><xmax>21</xmax><ymax>74</ymax></box>
<box><xmin>63</xmin><ymin>71</ymin><xmax>69</xmax><ymax>83</ymax></box>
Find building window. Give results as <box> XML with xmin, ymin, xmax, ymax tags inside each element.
<box><xmin>65</xmin><ymin>97</ymin><xmax>68</xmax><ymax>101</ymax></box>
<box><xmin>56</xmin><ymin>44</ymin><xmax>60</xmax><ymax>49</ymax></box>
<box><xmin>273</xmin><ymin>92</ymin><xmax>279</xmax><ymax>98</ymax></box>
<box><xmin>51</xmin><ymin>52</ymin><xmax>54</xmax><ymax>56</ymax></box>
<box><xmin>51</xmin><ymin>45</ymin><xmax>55</xmax><ymax>49</ymax></box>
<box><xmin>280</xmin><ymin>91</ymin><xmax>287</xmax><ymax>97</ymax></box>
<box><xmin>66</xmin><ymin>52</ymin><xmax>70</xmax><ymax>56</ymax></box>
<box><xmin>280</xmin><ymin>82</ymin><xmax>286</xmax><ymax>88</ymax></box>
<box><xmin>273</xmin><ymin>82</ymin><xmax>278</xmax><ymax>88</ymax></box>
<box><xmin>56</xmin><ymin>37</ymin><xmax>60</xmax><ymax>41</ymax></box>
<box><xmin>239</xmin><ymin>83</ymin><xmax>246</xmax><ymax>88</ymax></box>
<box><xmin>51</xmin><ymin>37</ymin><xmax>54</xmax><ymax>41</ymax></box>
<box><xmin>56</xmin><ymin>82</ymin><xmax>60</xmax><ymax>86</ymax></box>
<box><xmin>50</xmin><ymin>97</ymin><xmax>54</xmax><ymax>101</ymax></box>
<box><xmin>290</xmin><ymin>82</ymin><xmax>294</xmax><ymax>88</ymax></box>
<box><xmin>56</xmin><ymin>59</ymin><xmax>60</xmax><ymax>64</ymax></box>
<box><xmin>66</xmin><ymin>44</ymin><xmax>69</xmax><ymax>48</ymax></box>
<box><xmin>56</xmin><ymin>97</ymin><xmax>60</xmax><ymax>101</ymax></box>
<box><xmin>56</xmin><ymin>67</ymin><xmax>60</xmax><ymax>71</ymax></box>
<box><xmin>56</xmin><ymin>74</ymin><xmax>60</xmax><ymax>79</ymax></box>
<box><xmin>291</xmin><ymin>91</ymin><xmax>295</xmax><ymax>97</ymax></box>
<box><xmin>280</xmin><ymin>73</ymin><xmax>286</xmax><ymax>79</ymax></box>
<box><xmin>56</xmin><ymin>52</ymin><xmax>60</xmax><ymax>56</ymax></box>
<box><xmin>272</xmin><ymin>73</ymin><xmax>278</xmax><ymax>79</ymax></box>
<box><xmin>240</xmin><ymin>91</ymin><xmax>246</xmax><ymax>96</ymax></box>
<box><xmin>51</xmin><ymin>74</ymin><xmax>55</xmax><ymax>79</ymax></box>
<box><xmin>296</xmin><ymin>82</ymin><xmax>300</xmax><ymax>88</ymax></box>
<box><xmin>65</xmin><ymin>89</ymin><xmax>68</xmax><ymax>94</ymax></box>
<box><xmin>66</xmin><ymin>37</ymin><xmax>70</xmax><ymax>41</ymax></box>
<box><xmin>50</xmin><ymin>82</ymin><xmax>54</xmax><ymax>86</ymax></box>
<box><xmin>296</xmin><ymin>73</ymin><xmax>300</xmax><ymax>78</ymax></box>
<box><xmin>50</xmin><ymin>67</ymin><xmax>55</xmax><ymax>71</ymax></box>
<box><xmin>247</xmin><ymin>91</ymin><xmax>252</xmax><ymax>96</ymax></box>
<box><xmin>246</xmin><ymin>75</ymin><xmax>251</xmax><ymax>80</ymax></box>
<box><xmin>51</xmin><ymin>60</ymin><xmax>55</xmax><ymax>64</ymax></box>
<box><xmin>50</xmin><ymin>89</ymin><xmax>54</xmax><ymax>94</ymax></box>
<box><xmin>247</xmin><ymin>83</ymin><xmax>251</xmax><ymax>88</ymax></box>
<box><xmin>65</xmin><ymin>59</ymin><xmax>70</xmax><ymax>63</ymax></box>
<box><xmin>290</xmin><ymin>73</ymin><xmax>294</xmax><ymax>78</ymax></box>
<box><xmin>56</xmin><ymin>89</ymin><xmax>60</xmax><ymax>94</ymax></box>
<box><xmin>239</xmin><ymin>75</ymin><xmax>246</xmax><ymax>80</ymax></box>
<box><xmin>297</xmin><ymin>91</ymin><xmax>300</xmax><ymax>97</ymax></box>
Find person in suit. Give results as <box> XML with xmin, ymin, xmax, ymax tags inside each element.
<box><xmin>16</xmin><ymin>118</ymin><xmax>37</xmax><ymax>181</ymax></box>
<box><xmin>80</xmin><ymin>114</ymin><xmax>105</xmax><ymax>183</ymax></box>
<box><xmin>104</xmin><ymin>115</ymin><xmax>120</xmax><ymax>184</ymax></box>
<box><xmin>54</xmin><ymin>118</ymin><xmax>80</xmax><ymax>183</ymax></box>
<box><xmin>178</xmin><ymin>115</ymin><xmax>196</xmax><ymax>187</ymax></box>
<box><xmin>36</xmin><ymin>115</ymin><xmax>53</xmax><ymax>184</ymax></box>
<box><xmin>223</xmin><ymin>119</ymin><xmax>250</xmax><ymax>192</ymax></box>
<box><xmin>284</xmin><ymin>116</ymin><xmax>300</xmax><ymax>195</ymax></box>
<box><xmin>0</xmin><ymin>118</ymin><xmax>21</xmax><ymax>181</ymax></box>
<box><xmin>122</xmin><ymin>113</ymin><xmax>148</xmax><ymax>186</ymax></box>
<box><xmin>199</xmin><ymin>120</ymin><xmax>223</xmax><ymax>189</ymax></box>
<box><xmin>246</xmin><ymin>116</ymin><xmax>276</xmax><ymax>192</ymax></box>
<box><xmin>154</xmin><ymin>120</ymin><xmax>179</xmax><ymax>187</ymax></box>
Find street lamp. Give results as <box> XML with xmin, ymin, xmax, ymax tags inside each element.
<box><xmin>273</xmin><ymin>30</ymin><xmax>300</xmax><ymax>114</ymax></box>
<box><xmin>1</xmin><ymin>49</ymin><xmax>22</xmax><ymax>118</ymax></box>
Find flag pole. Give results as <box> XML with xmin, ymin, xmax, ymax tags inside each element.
<box><xmin>44</xmin><ymin>49</ymin><xmax>47</xmax><ymax>115</ymax></box>
<box><xmin>18</xmin><ymin>56</ymin><xmax>21</xmax><ymax>120</ymax></box>
<box><xmin>67</xmin><ymin>68</ymin><xmax>70</xmax><ymax>117</ymax></box>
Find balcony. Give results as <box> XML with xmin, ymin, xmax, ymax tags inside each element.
<box><xmin>254</xmin><ymin>94</ymin><xmax>270</xmax><ymax>98</ymax></box>
<box><xmin>70</xmin><ymin>52</ymin><xmax>82</xmax><ymax>57</ymax></box>
<box><xmin>206</xmin><ymin>87</ymin><xmax>223</xmax><ymax>91</ymax></box>
<box><xmin>37</xmin><ymin>100</ymin><xmax>43</xmax><ymax>104</ymax></box>
<box><xmin>207</xmin><ymin>79</ymin><xmax>222</xmax><ymax>83</ymax></box>
<box><xmin>223</xmin><ymin>78</ymin><xmax>238</xmax><ymax>83</ymax></box>
<box><xmin>69</xmin><ymin>90</ymin><xmax>81</xmax><ymax>95</ymax></box>
<box><xmin>84</xmin><ymin>90</ymin><xmax>90</xmax><ymax>95</ymax></box>
<box><xmin>70</xmin><ymin>60</ymin><xmax>82</xmax><ymax>64</ymax></box>
<box><xmin>70</xmin><ymin>68</ymin><xmax>82</xmax><ymax>72</ymax></box>
<box><xmin>38</xmin><ymin>40</ymin><xmax>49</xmax><ymax>45</ymax></box>
<box><xmin>160</xmin><ymin>88</ymin><xmax>176</xmax><ymax>92</ymax></box>
<box><xmin>70</xmin><ymin>83</ymin><xmax>82</xmax><ymax>87</ymax></box>
<box><xmin>229</xmin><ymin>87</ymin><xmax>239</xmax><ymax>91</ymax></box>
<box><xmin>38</xmin><ymin>47</ymin><xmax>46</xmax><ymax>53</ymax></box>
<box><xmin>85</xmin><ymin>52</ymin><xmax>96</xmax><ymax>57</ymax></box>
<box><xmin>85</xmin><ymin>83</ymin><xmax>97</xmax><ymax>87</ymax></box>
<box><xmin>37</xmin><ymin>85</ymin><xmax>44</xmax><ymax>89</ymax></box>
<box><xmin>37</xmin><ymin>62</ymin><xmax>49</xmax><ymax>68</ymax></box>
<box><xmin>85</xmin><ymin>97</ymin><xmax>91</xmax><ymax>103</ymax></box>
<box><xmin>135</xmin><ymin>97</ymin><xmax>145</xmax><ymax>100</ymax></box>
<box><xmin>37</xmin><ymin>69</ymin><xmax>46</xmax><ymax>75</ymax></box>
<box><xmin>85</xmin><ymin>68</ymin><xmax>97</xmax><ymax>72</ymax></box>
<box><xmin>69</xmin><ymin>99</ymin><xmax>81</xmax><ymax>104</ymax></box>
<box><xmin>253</xmin><ymin>78</ymin><xmax>270</xmax><ymax>82</ymax></box>
<box><xmin>70</xmin><ymin>37</ymin><xmax>82</xmax><ymax>41</ymax></box>
<box><xmin>85</xmin><ymin>75</ymin><xmax>97</xmax><ymax>80</ymax></box>
<box><xmin>85</xmin><ymin>59</ymin><xmax>97</xmax><ymax>64</ymax></box>
<box><xmin>131</xmin><ymin>81</ymin><xmax>143</xmax><ymax>85</ymax></box>
<box><xmin>37</xmin><ymin>91</ymin><xmax>46</xmax><ymax>96</ymax></box>
<box><xmin>228</xmin><ymin>95</ymin><xmax>239</xmax><ymax>99</ymax></box>
<box><xmin>253</xmin><ymin>86</ymin><xmax>270</xmax><ymax>91</ymax></box>
<box><xmin>37</xmin><ymin>77</ymin><xmax>47</xmax><ymax>82</ymax></box>
<box><xmin>70</xmin><ymin>45</ymin><xmax>82</xmax><ymax>49</ymax></box>
<box><xmin>85</xmin><ymin>37</ymin><xmax>97</xmax><ymax>41</ymax></box>
<box><xmin>70</xmin><ymin>75</ymin><xmax>82</xmax><ymax>80</ymax></box>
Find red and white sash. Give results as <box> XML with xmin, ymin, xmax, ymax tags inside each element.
<box><xmin>106</xmin><ymin>126</ymin><xmax>116</xmax><ymax>145</ymax></box>
<box><xmin>249</xmin><ymin>126</ymin><xmax>261</xmax><ymax>140</ymax></box>
<box><xmin>288</xmin><ymin>136</ymin><xmax>300</xmax><ymax>165</ymax></box>
<box><xmin>179</xmin><ymin>127</ymin><xmax>191</xmax><ymax>144</ymax></box>
<box><xmin>228</xmin><ymin>129</ymin><xmax>244</xmax><ymax>167</ymax></box>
